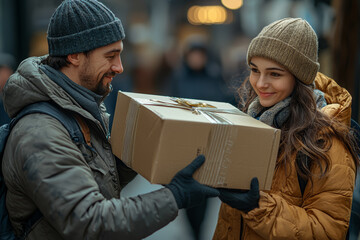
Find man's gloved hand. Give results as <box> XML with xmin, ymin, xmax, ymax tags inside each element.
<box><xmin>218</xmin><ymin>177</ymin><xmax>260</xmax><ymax>213</ymax></box>
<box><xmin>165</xmin><ymin>155</ymin><xmax>219</xmax><ymax>209</ymax></box>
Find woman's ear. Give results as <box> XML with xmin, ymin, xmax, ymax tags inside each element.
<box><xmin>66</xmin><ymin>53</ymin><xmax>82</xmax><ymax>66</ymax></box>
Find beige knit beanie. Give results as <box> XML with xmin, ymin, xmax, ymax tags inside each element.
<box><xmin>247</xmin><ymin>18</ymin><xmax>320</xmax><ymax>85</ymax></box>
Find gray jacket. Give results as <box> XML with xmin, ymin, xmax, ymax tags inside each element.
<box><xmin>2</xmin><ymin>56</ymin><xmax>178</xmax><ymax>239</ymax></box>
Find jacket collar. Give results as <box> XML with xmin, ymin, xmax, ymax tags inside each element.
<box><xmin>315</xmin><ymin>72</ymin><xmax>352</xmax><ymax>126</ymax></box>
<box><xmin>40</xmin><ymin>64</ymin><xmax>106</xmax><ymax>131</ymax></box>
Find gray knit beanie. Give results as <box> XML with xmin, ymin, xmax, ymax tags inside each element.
<box><xmin>47</xmin><ymin>0</ymin><xmax>125</xmax><ymax>56</ymax></box>
<box><xmin>247</xmin><ymin>18</ymin><xmax>319</xmax><ymax>85</ymax></box>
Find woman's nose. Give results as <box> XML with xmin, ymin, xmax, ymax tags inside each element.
<box><xmin>257</xmin><ymin>75</ymin><xmax>268</xmax><ymax>88</ymax></box>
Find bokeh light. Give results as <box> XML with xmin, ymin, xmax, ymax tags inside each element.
<box><xmin>187</xmin><ymin>5</ymin><xmax>228</xmax><ymax>25</ymax></box>
<box><xmin>221</xmin><ymin>0</ymin><xmax>243</xmax><ymax>10</ymax></box>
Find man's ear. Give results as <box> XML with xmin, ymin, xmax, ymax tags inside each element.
<box><xmin>66</xmin><ymin>53</ymin><xmax>82</xmax><ymax>66</ymax></box>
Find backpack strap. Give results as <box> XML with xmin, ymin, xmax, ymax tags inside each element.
<box><xmin>74</xmin><ymin>114</ymin><xmax>91</xmax><ymax>146</ymax></box>
<box><xmin>14</xmin><ymin>101</ymin><xmax>86</xmax><ymax>145</ymax></box>
<box><xmin>6</xmin><ymin>101</ymin><xmax>90</xmax><ymax>238</ymax></box>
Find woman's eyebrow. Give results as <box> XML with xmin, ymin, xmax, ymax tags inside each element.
<box><xmin>266</xmin><ymin>67</ymin><xmax>285</xmax><ymax>72</ymax></box>
<box><xmin>250</xmin><ymin>62</ymin><xmax>285</xmax><ymax>71</ymax></box>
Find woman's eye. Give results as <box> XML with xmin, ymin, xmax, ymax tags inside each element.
<box><xmin>271</xmin><ymin>72</ymin><xmax>281</xmax><ymax>77</ymax></box>
<box><xmin>250</xmin><ymin>68</ymin><xmax>259</xmax><ymax>73</ymax></box>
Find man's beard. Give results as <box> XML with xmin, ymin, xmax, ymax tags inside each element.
<box><xmin>94</xmin><ymin>76</ymin><xmax>111</xmax><ymax>96</ymax></box>
<box><xmin>96</xmin><ymin>78</ymin><xmax>113</xmax><ymax>102</ymax></box>
<box><xmin>79</xmin><ymin>71</ymin><xmax>115</xmax><ymax>99</ymax></box>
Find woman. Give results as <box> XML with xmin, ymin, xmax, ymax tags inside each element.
<box><xmin>213</xmin><ymin>18</ymin><xmax>359</xmax><ymax>239</ymax></box>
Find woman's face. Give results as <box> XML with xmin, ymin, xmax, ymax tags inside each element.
<box><xmin>249</xmin><ymin>57</ymin><xmax>296</xmax><ymax>107</ymax></box>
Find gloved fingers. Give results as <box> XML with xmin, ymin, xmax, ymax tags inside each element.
<box><xmin>249</xmin><ymin>177</ymin><xmax>259</xmax><ymax>193</ymax></box>
<box><xmin>181</xmin><ymin>155</ymin><xmax>205</xmax><ymax>176</ymax></box>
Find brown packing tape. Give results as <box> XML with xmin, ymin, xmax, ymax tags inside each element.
<box><xmin>193</xmin><ymin>124</ymin><xmax>238</xmax><ymax>186</ymax></box>
<box><xmin>121</xmin><ymin>99</ymin><xmax>140</xmax><ymax>167</ymax></box>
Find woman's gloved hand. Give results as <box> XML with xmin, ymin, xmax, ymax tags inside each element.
<box><xmin>166</xmin><ymin>155</ymin><xmax>220</xmax><ymax>209</ymax></box>
<box><xmin>218</xmin><ymin>177</ymin><xmax>260</xmax><ymax>213</ymax></box>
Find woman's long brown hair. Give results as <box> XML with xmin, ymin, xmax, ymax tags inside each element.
<box><xmin>237</xmin><ymin>77</ymin><xmax>359</xmax><ymax>182</ymax></box>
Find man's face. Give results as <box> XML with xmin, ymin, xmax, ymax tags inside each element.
<box><xmin>79</xmin><ymin>40</ymin><xmax>124</xmax><ymax>98</ymax></box>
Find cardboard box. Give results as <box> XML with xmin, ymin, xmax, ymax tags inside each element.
<box><xmin>110</xmin><ymin>91</ymin><xmax>280</xmax><ymax>190</ymax></box>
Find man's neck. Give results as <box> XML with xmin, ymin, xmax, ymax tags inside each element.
<box><xmin>60</xmin><ymin>66</ymin><xmax>81</xmax><ymax>86</ymax></box>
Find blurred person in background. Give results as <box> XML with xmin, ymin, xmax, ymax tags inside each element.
<box><xmin>213</xmin><ymin>18</ymin><xmax>359</xmax><ymax>240</ymax></box>
<box><xmin>164</xmin><ymin>40</ymin><xmax>236</xmax><ymax>106</ymax></box>
<box><xmin>1</xmin><ymin>0</ymin><xmax>219</xmax><ymax>239</ymax></box>
<box><xmin>0</xmin><ymin>53</ymin><xmax>16</xmax><ymax>125</ymax></box>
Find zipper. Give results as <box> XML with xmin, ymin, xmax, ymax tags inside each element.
<box><xmin>240</xmin><ymin>215</ymin><xmax>244</xmax><ymax>239</ymax></box>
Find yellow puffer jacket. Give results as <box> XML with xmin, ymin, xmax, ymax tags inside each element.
<box><xmin>213</xmin><ymin>72</ymin><xmax>356</xmax><ymax>240</ymax></box>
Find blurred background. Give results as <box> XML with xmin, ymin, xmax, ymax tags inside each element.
<box><xmin>0</xmin><ymin>0</ymin><xmax>359</xmax><ymax>239</ymax></box>
<box><xmin>1</xmin><ymin>0</ymin><xmax>359</xmax><ymax>121</ymax></box>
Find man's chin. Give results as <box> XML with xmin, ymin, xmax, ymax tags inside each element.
<box><xmin>94</xmin><ymin>81</ymin><xmax>111</xmax><ymax>95</ymax></box>
<box><xmin>99</xmin><ymin>85</ymin><xmax>112</xmax><ymax>100</ymax></box>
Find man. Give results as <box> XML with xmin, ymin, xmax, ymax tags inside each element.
<box><xmin>1</xmin><ymin>0</ymin><xmax>218</xmax><ymax>239</ymax></box>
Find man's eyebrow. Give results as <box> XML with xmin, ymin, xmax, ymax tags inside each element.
<box><xmin>249</xmin><ymin>61</ymin><xmax>285</xmax><ymax>71</ymax></box>
<box><xmin>105</xmin><ymin>49</ymin><xmax>122</xmax><ymax>54</ymax></box>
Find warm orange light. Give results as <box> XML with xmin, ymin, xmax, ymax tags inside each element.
<box><xmin>221</xmin><ymin>0</ymin><xmax>243</xmax><ymax>10</ymax></box>
<box><xmin>187</xmin><ymin>5</ymin><xmax>229</xmax><ymax>25</ymax></box>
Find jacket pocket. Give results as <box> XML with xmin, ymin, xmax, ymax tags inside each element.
<box><xmin>78</xmin><ymin>144</ymin><xmax>117</xmax><ymax>199</ymax></box>
<box><xmin>80</xmin><ymin>144</ymin><xmax>108</xmax><ymax>176</ymax></box>
<box><xmin>86</xmin><ymin>154</ymin><xmax>108</xmax><ymax>176</ymax></box>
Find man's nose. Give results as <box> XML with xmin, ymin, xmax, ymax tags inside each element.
<box><xmin>112</xmin><ymin>56</ymin><xmax>123</xmax><ymax>74</ymax></box>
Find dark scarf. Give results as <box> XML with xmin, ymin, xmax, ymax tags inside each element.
<box><xmin>40</xmin><ymin>64</ymin><xmax>106</xmax><ymax>131</ymax></box>
<box><xmin>247</xmin><ymin>89</ymin><xmax>327</xmax><ymax>128</ymax></box>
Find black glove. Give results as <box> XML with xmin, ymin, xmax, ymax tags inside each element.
<box><xmin>218</xmin><ymin>177</ymin><xmax>260</xmax><ymax>213</ymax></box>
<box><xmin>166</xmin><ymin>155</ymin><xmax>219</xmax><ymax>209</ymax></box>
